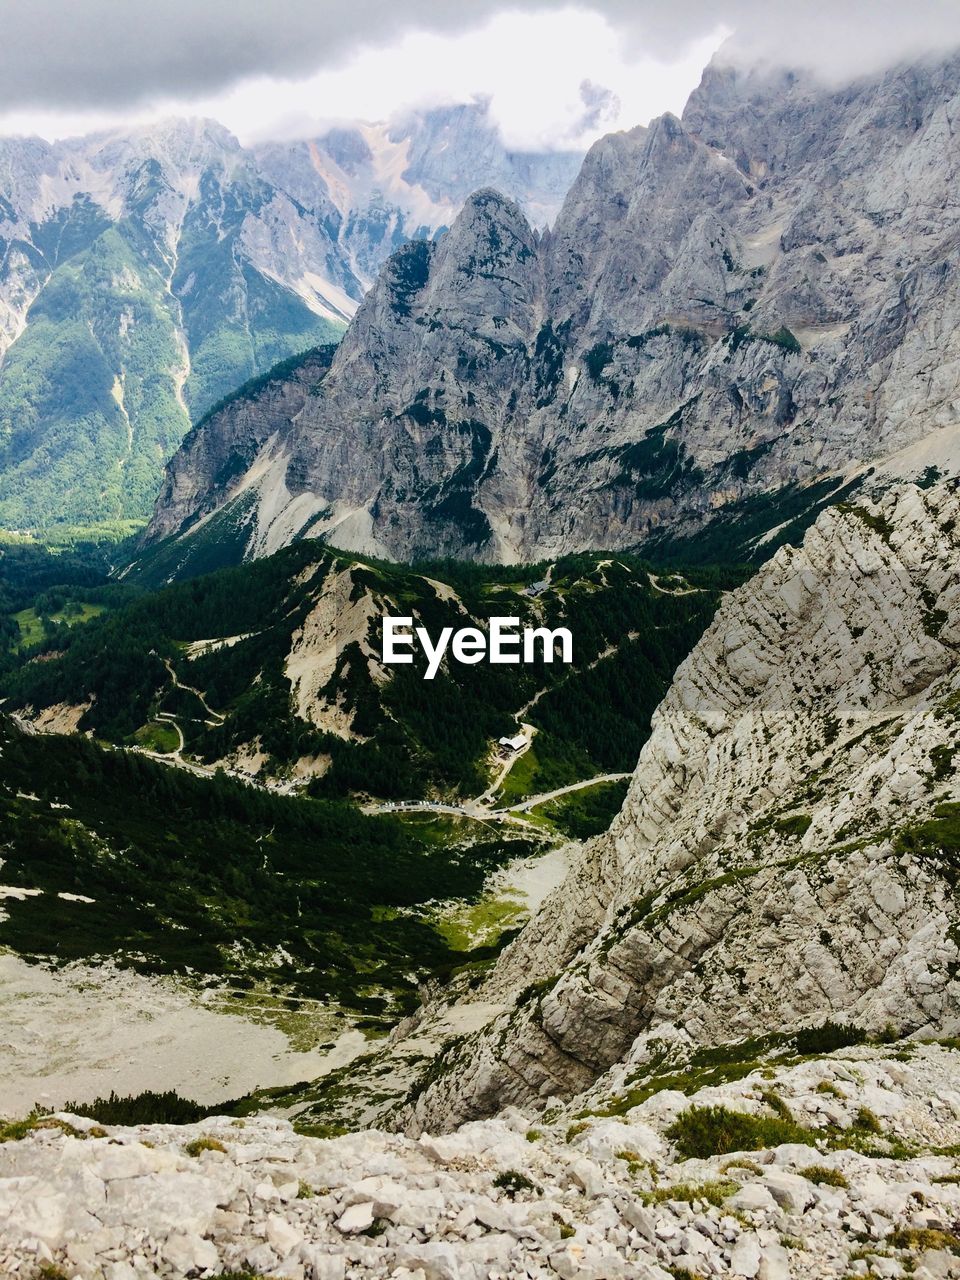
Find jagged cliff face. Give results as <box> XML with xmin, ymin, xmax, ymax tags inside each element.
<box><xmin>144</xmin><ymin>190</ymin><xmax>548</xmax><ymax>557</ymax></box>
<box><xmin>0</xmin><ymin>104</ymin><xmax>580</xmax><ymax>531</ymax></box>
<box><xmin>143</xmin><ymin>53</ymin><xmax>960</xmax><ymax>566</ymax></box>
<box><xmin>138</xmin><ymin>346</ymin><xmax>339</xmax><ymax>565</ymax></box>
<box><xmin>400</xmin><ymin>481</ymin><xmax>960</xmax><ymax>1129</ymax></box>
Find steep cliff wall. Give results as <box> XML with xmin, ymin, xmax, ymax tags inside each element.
<box><xmin>402</xmin><ymin>482</ymin><xmax>960</xmax><ymax>1128</ymax></box>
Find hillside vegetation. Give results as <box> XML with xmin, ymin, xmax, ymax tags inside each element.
<box><xmin>1</xmin><ymin>543</ymin><xmax>743</xmax><ymax>800</ymax></box>
<box><xmin>0</xmin><ymin>716</ymin><xmax>530</xmax><ymax>1017</ymax></box>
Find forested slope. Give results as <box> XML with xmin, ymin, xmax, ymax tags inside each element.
<box><xmin>2</xmin><ymin>543</ymin><xmax>742</xmax><ymax>800</ymax></box>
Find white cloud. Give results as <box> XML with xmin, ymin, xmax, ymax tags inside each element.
<box><xmin>18</xmin><ymin>8</ymin><xmax>722</xmax><ymax>152</ymax></box>
<box><xmin>0</xmin><ymin>7</ymin><xmax>724</xmax><ymax>149</ymax></box>
<box><xmin>0</xmin><ymin>1</ymin><xmax>958</xmax><ymax>149</ymax></box>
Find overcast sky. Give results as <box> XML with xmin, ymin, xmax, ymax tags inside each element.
<box><xmin>1</xmin><ymin>1</ymin><xmax>959</xmax><ymax>148</ymax></box>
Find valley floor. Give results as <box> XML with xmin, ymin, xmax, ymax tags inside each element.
<box><xmin>4</xmin><ymin>1041</ymin><xmax>960</xmax><ymax>1278</ymax></box>
<box><xmin>0</xmin><ymin>954</ymin><xmax>367</xmax><ymax>1116</ymax></box>
<box><xmin>0</xmin><ymin>839</ymin><xmax>571</xmax><ymax>1118</ymax></box>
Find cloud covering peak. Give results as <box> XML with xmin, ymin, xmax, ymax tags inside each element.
<box><xmin>0</xmin><ymin>1</ymin><xmax>957</xmax><ymax>147</ymax></box>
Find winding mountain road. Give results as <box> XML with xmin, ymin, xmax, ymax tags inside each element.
<box><xmin>361</xmin><ymin>771</ymin><xmax>632</xmax><ymax>827</ymax></box>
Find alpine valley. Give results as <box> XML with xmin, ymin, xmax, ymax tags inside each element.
<box><xmin>1</xmin><ymin>40</ymin><xmax>960</xmax><ymax>1280</ymax></box>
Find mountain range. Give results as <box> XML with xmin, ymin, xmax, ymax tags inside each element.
<box><xmin>1</xmin><ymin>39</ymin><xmax>960</xmax><ymax>1278</ymax></box>
<box><xmin>0</xmin><ymin>102</ymin><xmax>582</xmax><ymax>533</ymax></box>
<box><xmin>141</xmin><ymin>51</ymin><xmax>960</xmax><ymax>569</ymax></box>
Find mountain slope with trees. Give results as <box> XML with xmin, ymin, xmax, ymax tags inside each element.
<box><xmin>1</xmin><ymin>541</ymin><xmax>740</xmax><ymax>800</ymax></box>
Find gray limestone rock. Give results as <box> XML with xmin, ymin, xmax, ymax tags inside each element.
<box><xmin>143</xmin><ymin>53</ymin><xmax>960</xmax><ymax>567</ymax></box>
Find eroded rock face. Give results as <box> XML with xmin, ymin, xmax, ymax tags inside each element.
<box><xmin>144</xmin><ymin>347</ymin><xmax>337</xmax><ymax>555</ymax></box>
<box><xmin>145</xmin><ymin>54</ymin><xmax>960</xmax><ymax>565</ymax></box>
<box><xmin>402</xmin><ymin>482</ymin><xmax>960</xmax><ymax>1129</ymax></box>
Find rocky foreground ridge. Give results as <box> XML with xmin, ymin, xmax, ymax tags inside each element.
<box><xmin>144</xmin><ymin>53</ymin><xmax>960</xmax><ymax>565</ymax></box>
<box><xmin>5</xmin><ymin>1043</ymin><xmax>960</xmax><ymax>1278</ymax></box>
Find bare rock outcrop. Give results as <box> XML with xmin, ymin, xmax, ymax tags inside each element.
<box><xmin>402</xmin><ymin>482</ymin><xmax>960</xmax><ymax>1129</ymax></box>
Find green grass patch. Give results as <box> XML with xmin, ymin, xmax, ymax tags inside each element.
<box><xmin>434</xmin><ymin>893</ymin><xmax>527</xmax><ymax>952</ymax></box>
<box><xmin>774</xmin><ymin>812</ymin><xmax>812</xmax><ymax>838</ymax></box>
<box><xmin>592</xmin><ymin>1034</ymin><xmax>796</xmax><ymax>1117</ymax></box>
<box><xmin>640</xmin><ymin>1180</ymin><xmax>736</xmax><ymax>1208</ymax></box>
<box><xmin>11</xmin><ymin>598</ymin><xmax>108</xmax><ymax>652</ymax></box>
<box><xmin>13</xmin><ymin>607</ymin><xmax>45</xmax><ymax>649</ymax></box>
<box><xmin>896</xmin><ymin>803</ymin><xmax>960</xmax><ymax>864</ymax></box>
<box><xmin>498</xmin><ymin>745</ymin><xmax>543</xmax><ymax>804</ymax></box>
<box><xmin>890</xmin><ymin>1226</ymin><xmax>960</xmax><ymax>1255</ymax></box>
<box><xmin>533</xmin><ymin>778</ymin><xmax>630</xmax><ymax>839</ymax></box>
<box><xmin>132</xmin><ymin>720</ymin><xmax>180</xmax><ymax>753</ymax></box>
<box><xmin>800</xmin><ymin>1164</ymin><xmax>849</xmax><ymax>1188</ymax></box>
<box><xmin>666</xmin><ymin>1096</ymin><xmax>912</xmax><ymax>1161</ymax></box>
<box><xmin>0</xmin><ymin>1111</ymin><xmax>97</xmax><ymax>1143</ymax></box>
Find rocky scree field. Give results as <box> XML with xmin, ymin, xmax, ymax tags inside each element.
<box><xmin>5</xmin><ymin>1040</ymin><xmax>960</xmax><ymax>1277</ymax></box>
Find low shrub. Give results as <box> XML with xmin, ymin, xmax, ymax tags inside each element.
<box><xmin>493</xmin><ymin>1169</ymin><xmax>540</xmax><ymax>1198</ymax></box>
<box><xmin>800</xmin><ymin>1164</ymin><xmax>849</xmax><ymax>1188</ymax></box>
<box><xmin>853</xmin><ymin>1107</ymin><xmax>882</xmax><ymax>1134</ymax></box>
<box><xmin>641</xmin><ymin>1180</ymin><xmax>736</xmax><ymax>1208</ymax></box>
<box><xmin>774</xmin><ymin>813</ymin><xmax>812</xmax><ymax>838</ymax></box>
<box><xmin>890</xmin><ymin>1226</ymin><xmax>960</xmax><ymax>1255</ymax></box>
<box><xmin>666</xmin><ymin>1104</ymin><xmax>816</xmax><ymax>1159</ymax></box>
<box><xmin>794</xmin><ymin>1021</ymin><xmax>867</xmax><ymax>1055</ymax></box>
<box><xmin>62</xmin><ymin>1088</ymin><xmax>209</xmax><ymax>1126</ymax></box>
<box><xmin>184</xmin><ymin>1136</ymin><xmax>226</xmax><ymax>1157</ymax></box>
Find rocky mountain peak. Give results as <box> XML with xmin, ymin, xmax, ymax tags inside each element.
<box><xmin>381</xmin><ymin>99</ymin><xmax>582</xmax><ymax>223</ymax></box>
<box><xmin>314</xmin><ymin>125</ymin><xmax>374</xmax><ymax>175</ymax></box>
<box><xmin>0</xmin><ymin>98</ymin><xmax>584</xmax><ymax>533</ymax></box>
<box><xmin>682</xmin><ymin>49</ymin><xmax>960</xmax><ymax>179</ymax></box>
<box><xmin>143</xmin><ymin>48</ymin><xmax>960</xmax><ymax>570</ymax></box>
<box><xmin>425</xmin><ymin>188</ymin><xmax>540</xmax><ymax>325</ymax></box>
